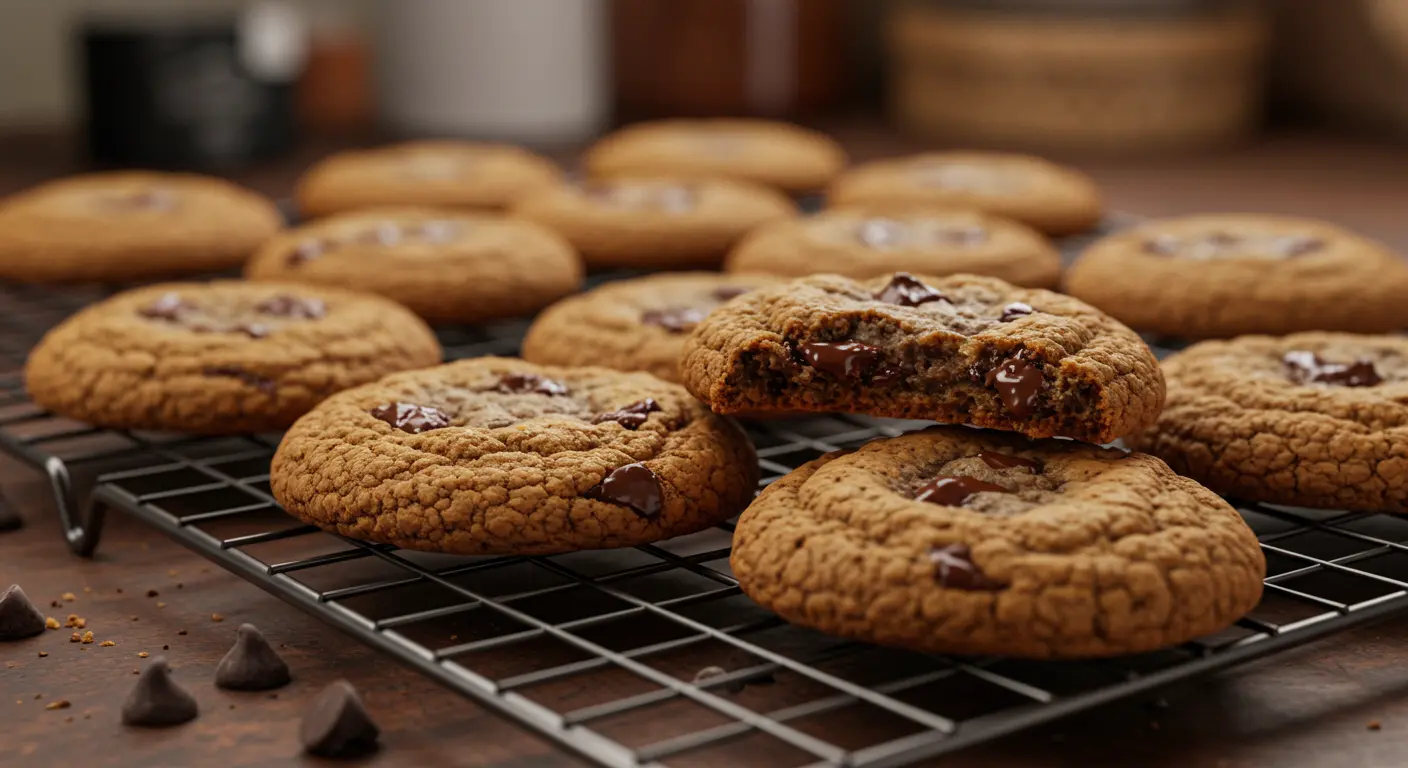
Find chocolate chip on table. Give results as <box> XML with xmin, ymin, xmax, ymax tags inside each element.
<box><xmin>928</xmin><ymin>544</ymin><xmax>1002</xmax><ymax>590</ymax></box>
<box><xmin>492</xmin><ymin>373</ymin><xmax>570</xmax><ymax>396</ymax></box>
<box><xmin>640</xmin><ymin>307</ymin><xmax>707</xmax><ymax>333</ymax></box>
<box><xmin>999</xmin><ymin>302</ymin><xmax>1035</xmax><ymax>323</ymax></box>
<box><xmin>592</xmin><ymin>399</ymin><xmax>662</xmax><ymax>429</ymax></box>
<box><xmin>585</xmin><ymin>463</ymin><xmax>665</xmax><ymax>518</ymax></box>
<box><xmin>796</xmin><ymin>341</ymin><xmax>885</xmax><ymax>380</ymax></box>
<box><xmin>370</xmin><ymin>402</ymin><xmax>451</xmax><ymax>434</ymax></box>
<box><xmin>983</xmin><ymin>356</ymin><xmax>1046</xmax><ymax>417</ymax></box>
<box><xmin>0</xmin><ymin>585</ymin><xmax>48</xmax><ymax>641</ymax></box>
<box><xmin>122</xmin><ymin>657</ymin><xmax>199</xmax><ymax>728</ymax></box>
<box><xmin>873</xmin><ymin>273</ymin><xmax>947</xmax><ymax>307</ymax></box>
<box><xmin>914</xmin><ymin>476</ymin><xmax>1008</xmax><ymax>506</ymax></box>
<box><xmin>301</xmin><ymin>680</ymin><xmax>380</xmax><ymax>758</ymax></box>
<box><xmin>979</xmin><ymin>451</ymin><xmax>1043</xmax><ymax>473</ymax></box>
<box><xmin>1283</xmin><ymin>350</ymin><xmax>1383</xmax><ymax>387</ymax></box>
<box><xmin>256</xmin><ymin>294</ymin><xmax>327</xmax><ymax>319</ymax></box>
<box><xmin>215</xmin><ymin>624</ymin><xmax>291</xmax><ymax>691</ymax></box>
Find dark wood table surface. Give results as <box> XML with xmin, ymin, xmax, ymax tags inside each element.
<box><xmin>5</xmin><ymin>126</ymin><xmax>1408</xmax><ymax>768</ymax></box>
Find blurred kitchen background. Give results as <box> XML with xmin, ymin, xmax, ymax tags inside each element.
<box><xmin>2</xmin><ymin>0</ymin><xmax>1408</xmax><ymax>237</ymax></box>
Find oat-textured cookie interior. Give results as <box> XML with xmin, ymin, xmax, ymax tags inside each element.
<box><xmin>731</xmin><ymin>427</ymin><xmax>1265</xmax><ymax>658</ymax></box>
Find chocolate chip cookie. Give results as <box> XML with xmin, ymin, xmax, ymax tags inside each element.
<box><xmin>0</xmin><ymin>172</ymin><xmax>281</xmax><ymax>284</ymax></box>
<box><xmin>731</xmin><ymin>426</ymin><xmax>1264</xmax><ymax>658</ymax></box>
<box><xmin>271</xmin><ymin>358</ymin><xmax>759</xmax><ymax>555</ymax></box>
<box><xmin>1125</xmin><ymin>333</ymin><xmax>1408</xmax><ymax>512</ymax></box>
<box><xmin>521</xmin><ymin>273</ymin><xmax>781</xmax><ymax>382</ymax></box>
<box><xmin>25</xmin><ymin>282</ymin><xmax>441</xmax><ymax>434</ymax></box>
<box><xmin>827</xmin><ymin>152</ymin><xmax>1102</xmax><ymax>236</ymax></box>
<box><xmin>1065</xmin><ymin>214</ymin><xmax>1408</xmax><ymax>339</ymax></box>
<box><xmin>511</xmin><ymin>178</ymin><xmax>796</xmax><ymax>270</ymax></box>
<box><xmin>681</xmin><ymin>273</ymin><xmax>1164</xmax><ymax>443</ymax></box>
<box><xmin>245</xmin><ymin>207</ymin><xmax>582</xmax><ymax>325</ymax></box>
<box><xmin>583</xmin><ymin>119</ymin><xmax>847</xmax><ymax>195</ymax></box>
<box><xmin>295</xmin><ymin>141</ymin><xmax>563</xmax><ymax>219</ymax></box>
<box><xmin>726</xmin><ymin>207</ymin><xmax>1062</xmax><ymax>288</ymax></box>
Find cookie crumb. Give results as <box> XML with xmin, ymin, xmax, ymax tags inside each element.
<box><xmin>167</xmin><ymin>570</ymin><xmax>178</xmax><ymax>577</ymax></box>
<box><xmin>138</xmin><ymin>652</ymin><xmax>149</xmax><ymax>658</ymax></box>
<box><xmin>101</xmin><ymin>641</ymin><xmax>116</xmax><ymax>647</ymax></box>
<box><xmin>211</xmin><ymin>613</ymin><xmax>224</xmax><ymax>623</ymax></box>
<box><xmin>146</xmin><ymin>590</ymin><xmax>159</xmax><ymax>598</ymax></box>
<box><xmin>61</xmin><ymin>593</ymin><xmax>75</xmax><ymax>602</ymax></box>
<box><xmin>69</xmin><ymin>632</ymin><xmax>81</xmax><ymax>643</ymax></box>
<box><xmin>49</xmin><ymin>600</ymin><xmax>61</xmax><ymax>608</ymax></box>
<box><xmin>80</xmin><ymin>631</ymin><xmax>94</xmax><ymax>644</ymax></box>
<box><xmin>45</xmin><ymin>700</ymin><xmax>71</xmax><ymax>710</ymax></box>
<box><xmin>130</xmin><ymin>616</ymin><xmax>139</xmax><ymax>622</ymax></box>
<box><xmin>34</xmin><ymin>693</ymin><xmax>41</xmax><ymax>699</ymax></box>
<box><xmin>82</xmin><ymin>587</ymin><xmax>92</xmax><ymax>594</ymax></box>
<box><xmin>45</xmin><ymin>617</ymin><xmax>60</xmax><ymax>630</ymax></box>
<box><xmin>177</xmin><ymin>630</ymin><xmax>187</xmax><ymax>636</ymax></box>
<box><xmin>64</xmin><ymin>614</ymin><xmax>85</xmax><ymax>628</ymax></box>
<box><xmin>116</xmin><ymin>588</ymin><xmax>123</xmax><ymax>594</ymax></box>
<box><xmin>37</xmin><ymin>652</ymin><xmax>47</xmax><ymax>658</ymax></box>
<box><xmin>157</xmin><ymin>602</ymin><xmax>167</xmax><ymax>609</ymax></box>
<box><xmin>177</xmin><ymin>583</ymin><xmax>184</xmax><ymax>589</ymax></box>
<box><xmin>64</xmin><ymin>716</ymin><xmax>73</xmax><ymax>723</ymax></box>
<box><xmin>1368</xmin><ymin>721</ymin><xmax>1382</xmax><ymax>731</ymax></box>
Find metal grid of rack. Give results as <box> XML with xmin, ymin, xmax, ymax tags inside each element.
<box><xmin>6</xmin><ymin>259</ymin><xmax>1408</xmax><ymax>764</ymax></box>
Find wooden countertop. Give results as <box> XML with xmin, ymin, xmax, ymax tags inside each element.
<box><xmin>5</xmin><ymin>126</ymin><xmax>1408</xmax><ymax>767</ymax></box>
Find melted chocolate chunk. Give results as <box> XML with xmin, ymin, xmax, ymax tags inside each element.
<box><xmin>370</xmin><ymin>402</ymin><xmax>451</xmax><ymax>434</ymax></box>
<box><xmin>983</xmin><ymin>356</ymin><xmax>1045</xmax><ymax>417</ymax></box>
<box><xmin>928</xmin><ymin>544</ymin><xmax>1002</xmax><ymax>590</ymax></box>
<box><xmin>204</xmin><ymin>366</ymin><xmax>277</xmax><ymax>394</ymax></box>
<box><xmin>711</xmin><ymin>285</ymin><xmax>751</xmax><ymax>301</ymax></box>
<box><xmin>215</xmin><ymin>624</ymin><xmax>291</xmax><ymax>691</ymax></box>
<box><xmin>122</xmin><ymin>657</ymin><xmax>199</xmax><ymax>727</ymax></box>
<box><xmin>874</xmin><ymin>273</ymin><xmax>948</xmax><ymax>307</ymax></box>
<box><xmin>493</xmin><ymin>373</ymin><xmax>570</xmax><ymax>396</ymax></box>
<box><xmin>256</xmin><ymin>294</ymin><xmax>326</xmax><ymax>319</ymax></box>
<box><xmin>585</xmin><ymin>463</ymin><xmax>664</xmax><ymax>518</ymax></box>
<box><xmin>797</xmin><ymin>341</ymin><xmax>885</xmax><ymax>380</ymax></box>
<box><xmin>0</xmin><ymin>584</ymin><xmax>47</xmax><ymax>641</ymax></box>
<box><xmin>1282</xmin><ymin>350</ymin><xmax>1383</xmax><ymax>387</ymax></box>
<box><xmin>979</xmin><ymin>451</ymin><xmax>1043</xmax><ymax>473</ymax></box>
<box><xmin>593</xmin><ymin>399</ymin><xmax>662</xmax><ymax>429</ymax></box>
<box><xmin>914</xmin><ymin>476</ymin><xmax>1009</xmax><ymax>506</ymax></box>
<box><xmin>641</xmin><ymin>307</ymin><xmax>707</xmax><ymax>333</ymax></box>
<box><xmin>999</xmin><ymin>302</ymin><xmax>1034</xmax><ymax>323</ymax></box>
<box><xmin>301</xmin><ymin>680</ymin><xmax>380</xmax><ymax>758</ymax></box>
<box><xmin>138</xmin><ymin>292</ymin><xmax>194</xmax><ymax>321</ymax></box>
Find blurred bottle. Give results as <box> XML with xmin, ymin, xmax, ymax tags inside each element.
<box><xmin>297</xmin><ymin>3</ymin><xmax>374</xmax><ymax>137</ymax></box>
<box><xmin>612</xmin><ymin>0</ymin><xmax>848</xmax><ymax>119</ymax></box>
<box><xmin>377</xmin><ymin>0</ymin><xmax>608</xmax><ymax>143</ymax></box>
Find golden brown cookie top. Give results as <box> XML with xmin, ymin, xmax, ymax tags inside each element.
<box><xmin>513</xmin><ymin>177</ymin><xmax>796</xmax><ymax>225</ymax></box>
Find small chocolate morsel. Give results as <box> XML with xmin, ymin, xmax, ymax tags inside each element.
<box><xmin>138</xmin><ymin>292</ymin><xmax>193</xmax><ymax>321</ymax></box>
<box><xmin>999</xmin><ymin>302</ymin><xmax>1034</xmax><ymax>323</ymax></box>
<box><xmin>711</xmin><ymin>285</ymin><xmax>751</xmax><ymax>301</ymax></box>
<box><xmin>204</xmin><ymin>366</ymin><xmax>277</xmax><ymax>395</ymax></box>
<box><xmin>370</xmin><ymin>402</ymin><xmax>451</xmax><ymax>434</ymax></box>
<box><xmin>797</xmin><ymin>341</ymin><xmax>885</xmax><ymax>380</ymax></box>
<box><xmin>1283</xmin><ymin>350</ymin><xmax>1383</xmax><ymax>387</ymax></box>
<box><xmin>592</xmin><ymin>399</ymin><xmax>662</xmax><ymax>429</ymax></box>
<box><xmin>585</xmin><ymin>463</ymin><xmax>665</xmax><ymax>518</ymax></box>
<box><xmin>928</xmin><ymin>544</ymin><xmax>1002</xmax><ymax>590</ymax></box>
<box><xmin>914</xmin><ymin>476</ymin><xmax>1008</xmax><ymax>506</ymax></box>
<box><xmin>493</xmin><ymin>373</ymin><xmax>570</xmax><ymax>396</ymax></box>
<box><xmin>301</xmin><ymin>680</ymin><xmax>380</xmax><ymax>758</ymax></box>
<box><xmin>121</xmin><ymin>657</ymin><xmax>199</xmax><ymax>727</ymax></box>
<box><xmin>0</xmin><ymin>585</ymin><xmax>47</xmax><ymax>640</ymax></box>
<box><xmin>873</xmin><ymin>273</ymin><xmax>947</xmax><ymax>307</ymax></box>
<box><xmin>979</xmin><ymin>451</ymin><xmax>1042</xmax><ymax>473</ymax></box>
<box><xmin>257</xmin><ymin>295</ymin><xmax>327</xmax><ymax>319</ymax></box>
<box><xmin>692</xmin><ymin>665</ymin><xmax>744</xmax><ymax>693</ymax></box>
<box><xmin>984</xmin><ymin>356</ymin><xmax>1045</xmax><ymax>417</ymax></box>
<box><xmin>215</xmin><ymin>624</ymin><xmax>291</xmax><ymax>691</ymax></box>
<box><xmin>641</xmin><ymin>307</ymin><xmax>707</xmax><ymax>333</ymax></box>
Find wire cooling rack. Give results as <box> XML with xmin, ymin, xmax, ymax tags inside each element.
<box><xmin>7</xmin><ymin>261</ymin><xmax>1408</xmax><ymax>765</ymax></box>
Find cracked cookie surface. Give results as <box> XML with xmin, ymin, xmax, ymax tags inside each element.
<box><xmin>1065</xmin><ymin>214</ymin><xmax>1408</xmax><ymax>339</ymax></box>
<box><xmin>271</xmin><ymin>357</ymin><xmax>759</xmax><ymax>555</ymax></box>
<box><xmin>1125</xmin><ymin>333</ymin><xmax>1408</xmax><ymax>512</ymax></box>
<box><xmin>511</xmin><ymin>178</ymin><xmax>796</xmax><ymax>270</ymax></box>
<box><xmin>295</xmin><ymin>141</ymin><xmax>563</xmax><ymax>218</ymax></box>
<box><xmin>726</xmin><ymin>207</ymin><xmax>1061</xmax><ymax>288</ymax></box>
<box><xmin>0</xmin><ymin>172</ymin><xmax>281</xmax><ymax>284</ymax></box>
<box><xmin>827</xmin><ymin>152</ymin><xmax>1102</xmax><ymax>236</ymax></box>
<box><xmin>24</xmin><ymin>281</ymin><xmax>441</xmax><ymax>434</ymax></box>
<box><xmin>582</xmin><ymin>118</ymin><xmax>846</xmax><ymax>195</ymax></box>
<box><xmin>731</xmin><ymin>426</ymin><xmax>1264</xmax><ymax>658</ymax></box>
<box><xmin>245</xmin><ymin>207</ymin><xmax>583</xmax><ymax>325</ymax></box>
<box><xmin>521</xmin><ymin>272</ymin><xmax>782</xmax><ymax>382</ymax></box>
<box><xmin>681</xmin><ymin>273</ymin><xmax>1164</xmax><ymax>442</ymax></box>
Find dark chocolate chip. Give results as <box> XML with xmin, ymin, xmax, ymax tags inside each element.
<box><xmin>797</xmin><ymin>341</ymin><xmax>885</xmax><ymax>380</ymax></box>
<box><xmin>914</xmin><ymin>476</ymin><xmax>1008</xmax><ymax>506</ymax></box>
<box><xmin>641</xmin><ymin>307</ymin><xmax>708</xmax><ymax>334</ymax></box>
<box><xmin>928</xmin><ymin>544</ymin><xmax>1002</xmax><ymax>590</ymax></box>
<box><xmin>984</xmin><ymin>355</ymin><xmax>1045</xmax><ymax>417</ymax></box>
<box><xmin>204</xmin><ymin>366</ymin><xmax>277</xmax><ymax>395</ymax></box>
<box><xmin>874</xmin><ymin>273</ymin><xmax>947</xmax><ymax>307</ymax></box>
<box><xmin>0</xmin><ymin>585</ymin><xmax>46</xmax><ymax>640</ymax></box>
<box><xmin>585</xmin><ymin>463</ymin><xmax>664</xmax><ymax>518</ymax></box>
<box><xmin>370</xmin><ymin>402</ymin><xmax>451</xmax><ymax>434</ymax></box>
<box><xmin>256</xmin><ymin>294</ymin><xmax>327</xmax><ymax>319</ymax></box>
<box><xmin>288</xmin><ymin>238</ymin><xmax>332</xmax><ymax>265</ymax></box>
<box><xmin>215</xmin><ymin>624</ymin><xmax>291</xmax><ymax>691</ymax></box>
<box><xmin>979</xmin><ymin>451</ymin><xmax>1043</xmax><ymax>473</ymax></box>
<box><xmin>711</xmin><ymin>285</ymin><xmax>751</xmax><ymax>301</ymax></box>
<box><xmin>999</xmin><ymin>302</ymin><xmax>1034</xmax><ymax>323</ymax></box>
<box><xmin>138</xmin><ymin>292</ymin><xmax>194</xmax><ymax>321</ymax></box>
<box><xmin>300</xmin><ymin>680</ymin><xmax>380</xmax><ymax>758</ymax></box>
<box><xmin>493</xmin><ymin>373</ymin><xmax>570</xmax><ymax>396</ymax></box>
<box><xmin>121</xmin><ymin>657</ymin><xmax>199</xmax><ymax>727</ymax></box>
<box><xmin>592</xmin><ymin>399</ymin><xmax>662</xmax><ymax>429</ymax></box>
<box><xmin>1283</xmin><ymin>350</ymin><xmax>1382</xmax><ymax>387</ymax></box>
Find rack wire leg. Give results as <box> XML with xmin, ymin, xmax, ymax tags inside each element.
<box><xmin>44</xmin><ymin>456</ymin><xmax>106</xmax><ymax>557</ymax></box>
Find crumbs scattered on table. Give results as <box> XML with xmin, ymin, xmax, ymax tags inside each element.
<box><xmin>61</xmin><ymin>593</ymin><xmax>75</xmax><ymax>602</ymax></box>
<box><xmin>45</xmin><ymin>617</ymin><xmax>60</xmax><ymax>630</ymax></box>
<box><xmin>101</xmin><ymin>640</ymin><xmax>116</xmax><ymax>647</ymax></box>
<box><xmin>138</xmin><ymin>652</ymin><xmax>149</xmax><ymax>658</ymax></box>
<box><xmin>45</xmin><ymin>700</ymin><xmax>71</xmax><ymax>710</ymax></box>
